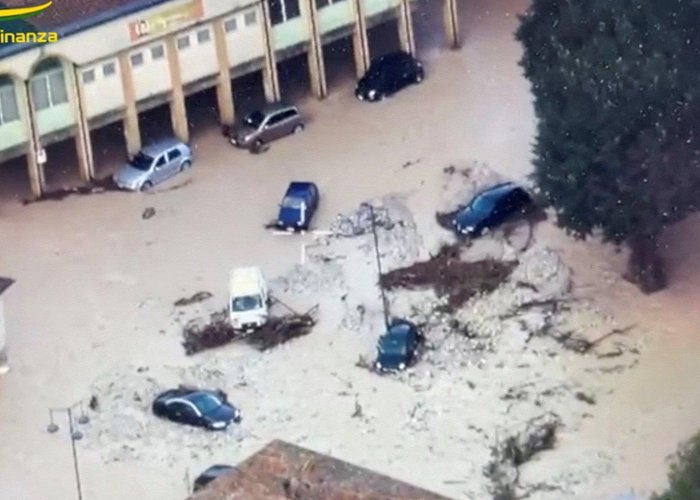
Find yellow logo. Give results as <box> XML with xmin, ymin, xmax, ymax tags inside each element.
<box><xmin>0</xmin><ymin>1</ymin><xmax>52</xmax><ymax>21</ymax></box>
<box><xmin>0</xmin><ymin>1</ymin><xmax>58</xmax><ymax>44</ymax></box>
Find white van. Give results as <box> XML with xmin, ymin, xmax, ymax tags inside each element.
<box><xmin>229</xmin><ymin>267</ymin><xmax>269</xmax><ymax>330</ymax></box>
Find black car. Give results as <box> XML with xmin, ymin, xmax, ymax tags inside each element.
<box><xmin>355</xmin><ymin>51</ymin><xmax>424</xmax><ymax>102</ymax></box>
<box><xmin>375</xmin><ymin>319</ymin><xmax>421</xmax><ymax>372</ymax></box>
<box><xmin>453</xmin><ymin>182</ymin><xmax>532</xmax><ymax>237</ymax></box>
<box><xmin>152</xmin><ymin>387</ymin><xmax>241</xmax><ymax>431</ymax></box>
<box><xmin>193</xmin><ymin>464</ymin><xmax>235</xmax><ymax>492</ymax></box>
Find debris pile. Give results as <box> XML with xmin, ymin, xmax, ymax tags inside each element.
<box><xmin>22</xmin><ymin>177</ymin><xmax>120</xmax><ymax>204</ymax></box>
<box><xmin>330</xmin><ymin>203</ymin><xmax>398</xmax><ymax>237</ymax></box>
<box><xmin>182</xmin><ymin>308</ymin><xmax>318</xmax><ymax>355</ymax></box>
<box><xmin>272</xmin><ymin>261</ymin><xmax>347</xmax><ymax>296</ymax></box>
<box><xmin>174</xmin><ymin>291</ymin><xmax>213</xmax><ymax>307</ymax></box>
<box><xmin>182</xmin><ymin>310</ymin><xmax>236</xmax><ymax>355</ymax></box>
<box><xmin>241</xmin><ymin>307</ymin><xmax>317</xmax><ymax>351</ymax></box>
<box><xmin>484</xmin><ymin>412</ymin><xmax>561</xmax><ymax>498</ymax></box>
<box><xmin>380</xmin><ymin>244</ymin><xmax>516</xmax><ymax>312</ymax></box>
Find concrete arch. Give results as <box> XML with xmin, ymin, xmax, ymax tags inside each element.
<box><xmin>27</xmin><ymin>52</ymin><xmax>76</xmax><ymax>77</ymax></box>
<box><xmin>0</xmin><ymin>71</ymin><xmax>32</xmax><ymax>124</ymax></box>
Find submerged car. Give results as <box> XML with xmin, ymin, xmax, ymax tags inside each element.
<box><xmin>152</xmin><ymin>387</ymin><xmax>241</xmax><ymax>430</ymax></box>
<box><xmin>193</xmin><ymin>464</ymin><xmax>235</xmax><ymax>492</ymax></box>
<box><xmin>453</xmin><ymin>182</ymin><xmax>532</xmax><ymax>237</ymax></box>
<box><xmin>229</xmin><ymin>103</ymin><xmax>304</xmax><ymax>151</ymax></box>
<box><xmin>375</xmin><ymin>319</ymin><xmax>421</xmax><ymax>372</ymax></box>
<box><xmin>113</xmin><ymin>138</ymin><xmax>192</xmax><ymax>191</ymax></box>
<box><xmin>276</xmin><ymin>181</ymin><xmax>320</xmax><ymax>231</ymax></box>
<box><xmin>355</xmin><ymin>51</ymin><xmax>424</xmax><ymax>102</ymax></box>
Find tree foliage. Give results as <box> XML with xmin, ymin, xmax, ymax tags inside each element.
<box><xmin>516</xmin><ymin>0</ymin><xmax>700</xmax><ymax>246</ymax></box>
<box><xmin>653</xmin><ymin>431</ymin><xmax>700</xmax><ymax>500</ymax></box>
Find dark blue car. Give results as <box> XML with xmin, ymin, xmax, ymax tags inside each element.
<box><xmin>453</xmin><ymin>182</ymin><xmax>531</xmax><ymax>237</ymax></box>
<box><xmin>276</xmin><ymin>181</ymin><xmax>319</xmax><ymax>231</ymax></box>
<box><xmin>152</xmin><ymin>387</ymin><xmax>241</xmax><ymax>431</ymax></box>
<box><xmin>193</xmin><ymin>464</ymin><xmax>235</xmax><ymax>492</ymax></box>
<box><xmin>375</xmin><ymin>319</ymin><xmax>421</xmax><ymax>372</ymax></box>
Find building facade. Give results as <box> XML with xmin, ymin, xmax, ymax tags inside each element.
<box><xmin>0</xmin><ymin>278</ymin><xmax>13</xmax><ymax>375</ymax></box>
<box><xmin>0</xmin><ymin>0</ymin><xmax>461</xmax><ymax>198</ymax></box>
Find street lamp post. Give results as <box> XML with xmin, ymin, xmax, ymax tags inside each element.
<box><xmin>46</xmin><ymin>401</ymin><xmax>90</xmax><ymax>500</ymax></box>
<box><xmin>362</xmin><ymin>202</ymin><xmax>390</xmax><ymax>329</ymax></box>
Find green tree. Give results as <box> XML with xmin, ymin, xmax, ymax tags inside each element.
<box><xmin>516</xmin><ymin>0</ymin><xmax>700</xmax><ymax>292</ymax></box>
<box><xmin>653</xmin><ymin>431</ymin><xmax>700</xmax><ymax>500</ymax></box>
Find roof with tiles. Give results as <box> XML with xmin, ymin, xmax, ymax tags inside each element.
<box><xmin>187</xmin><ymin>440</ymin><xmax>451</xmax><ymax>500</ymax></box>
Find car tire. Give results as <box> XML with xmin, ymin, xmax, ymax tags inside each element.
<box><xmin>293</xmin><ymin>124</ymin><xmax>304</xmax><ymax>134</ymax></box>
<box><xmin>180</xmin><ymin>160</ymin><xmax>191</xmax><ymax>171</ymax></box>
<box><xmin>140</xmin><ymin>181</ymin><xmax>153</xmax><ymax>192</ymax></box>
<box><xmin>251</xmin><ymin>139</ymin><xmax>263</xmax><ymax>153</ymax></box>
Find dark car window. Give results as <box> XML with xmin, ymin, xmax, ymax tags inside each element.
<box><xmin>166</xmin><ymin>401</ymin><xmax>184</xmax><ymax>416</ymax></box>
<box><xmin>470</xmin><ymin>192</ymin><xmax>499</xmax><ymax>214</ymax></box>
<box><xmin>155</xmin><ymin>155</ymin><xmax>166</xmax><ymax>168</ymax></box>
<box><xmin>281</xmin><ymin>195</ymin><xmax>303</xmax><ymax>209</ymax></box>
<box><xmin>130</xmin><ymin>151</ymin><xmax>154</xmax><ymax>171</ymax></box>
<box><xmin>379</xmin><ymin>335</ymin><xmax>407</xmax><ymax>356</ymax></box>
<box><xmin>268</xmin><ymin>109</ymin><xmax>295</xmax><ymax>124</ymax></box>
<box><xmin>167</xmin><ymin>148</ymin><xmax>181</xmax><ymax>162</ymax></box>
<box><xmin>231</xmin><ymin>295</ymin><xmax>262</xmax><ymax>312</ymax></box>
<box><xmin>180</xmin><ymin>403</ymin><xmax>198</xmax><ymax>419</ymax></box>
<box><xmin>244</xmin><ymin>110</ymin><xmax>265</xmax><ymax>128</ymax></box>
<box><xmin>281</xmin><ymin>109</ymin><xmax>298</xmax><ymax>120</ymax></box>
<box><xmin>266</xmin><ymin>112</ymin><xmax>285</xmax><ymax>126</ymax></box>
<box><xmin>189</xmin><ymin>393</ymin><xmax>221</xmax><ymax>414</ymax></box>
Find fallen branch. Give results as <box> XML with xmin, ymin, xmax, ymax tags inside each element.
<box><xmin>484</xmin><ymin>413</ymin><xmax>561</xmax><ymax>499</ymax></box>
<box><xmin>174</xmin><ymin>291</ymin><xmax>213</xmax><ymax>307</ymax></box>
<box><xmin>587</xmin><ymin>325</ymin><xmax>636</xmax><ymax>350</ymax></box>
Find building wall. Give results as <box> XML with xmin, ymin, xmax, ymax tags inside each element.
<box><xmin>0</xmin><ymin>80</ymin><xmax>30</xmax><ymax>151</ymax></box>
<box><xmin>130</xmin><ymin>42</ymin><xmax>173</xmax><ymax>102</ymax></box>
<box><xmin>31</xmin><ymin>62</ymin><xmax>78</xmax><ymax>136</ymax></box>
<box><xmin>0</xmin><ymin>0</ymin><xmax>258</xmax><ymax>79</ymax></box>
<box><xmin>223</xmin><ymin>7</ymin><xmax>265</xmax><ymax>68</ymax></box>
<box><xmin>176</xmin><ymin>26</ymin><xmax>219</xmax><ymax>84</ymax></box>
<box><xmin>272</xmin><ymin>11</ymin><xmax>310</xmax><ymax>53</ymax></box>
<box><xmin>317</xmin><ymin>1</ymin><xmax>355</xmax><ymax>35</ymax></box>
<box><xmin>0</xmin><ymin>0</ymin><xmax>401</xmax><ymax>159</ymax></box>
<box><xmin>80</xmin><ymin>57</ymin><xmax>126</xmax><ymax>118</ymax></box>
<box><xmin>363</xmin><ymin>0</ymin><xmax>399</xmax><ymax>18</ymax></box>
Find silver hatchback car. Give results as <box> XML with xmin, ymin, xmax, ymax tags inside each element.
<box><xmin>113</xmin><ymin>138</ymin><xmax>192</xmax><ymax>191</ymax></box>
<box><xmin>229</xmin><ymin>103</ymin><xmax>304</xmax><ymax>152</ymax></box>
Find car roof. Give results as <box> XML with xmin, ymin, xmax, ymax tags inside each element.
<box><xmin>286</xmin><ymin>181</ymin><xmax>316</xmax><ymax>195</ymax></box>
<box><xmin>260</xmin><ymin>102</ymin><xmax>298</xmax><ymax>115</ymax></box>
<box><xmin>475</xmin><ymin>182</ymin><xmax>521</xmax><ymax>199</ymax></box>
<box><xmin>387</xmin><ymin>319</ymin><xmax>415</xmax><ymax>336</ymax></box>
<box><xmin>377</xmin><ymin>50</ymin><xmax>411</xmax><ymax>62</ymax></box>
<box><xmin>200</xmin><ymin>465</ymin><xmax>235</xmax><ymax>477</ymax></box>
<box><xmin>141</xmin><ymin>137</ymin><xmax>186</xmax><ymax>156</ymax></box>
<box><xmin>230</xmin><ymin>267</ymin><xmax>263</xmax><ymax>295</ymax></box>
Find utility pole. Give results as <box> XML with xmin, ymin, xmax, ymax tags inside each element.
<box><xmin>362</xmin><ymin>202</ymin><xmax>390</xmax><ymax>328</ymax></box>
<box><xmin>46</xmin><ymin>401</ymin><xmax>90</xmax><ymax>500</ymax></box>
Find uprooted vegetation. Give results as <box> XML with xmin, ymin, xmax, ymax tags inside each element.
<box><xmin>380</xmin><ymin>244</ymin><xmax>516</xmax><ymax>312</ymax></box>
<box><xmin>182</xmin><ymin>307</ymin><xmax>317</xmax><ymax>355</ymax></box>
<box><xmin>652</xmin><ymin>430</ymin><xmax>700</xmax><ymax>500</ymax></box>
<box><xmin>484</xmin><ymin>413</ymin><xmax>562</xmax><ymax>499</ymax></box>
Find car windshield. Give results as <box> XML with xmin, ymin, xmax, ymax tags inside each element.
<box><xmin>231</xmin><ymin>294</ymin><xmax>262</xmax><ymax>312</ymax></box>
<box><xmin>130</xmin><ymin>152</ymin><xmax>154</xmax><ymax>171</ymax></box>
<box><xmin>378</xmin><ymin>335</ymin><xmax>407</xmax><ymax>356</ymax></box>
<box><xmin>281</xmin><ymin>195</ymin><xmax>303</xmax><ymax>209</ymax></box>
<box><xmin>189</xmin><ymin>393</ymin><xmax>222</xmax><ymax>414</ymax></box>
<box><xmin>244</xmin><ymin>111</ymin><xmax>265</xmax><ymax>128</ymax></box>
<box><xmin>469</xmin><ymin>191</ymin><xmax>499</xmax><ymax>214</ymax></box>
